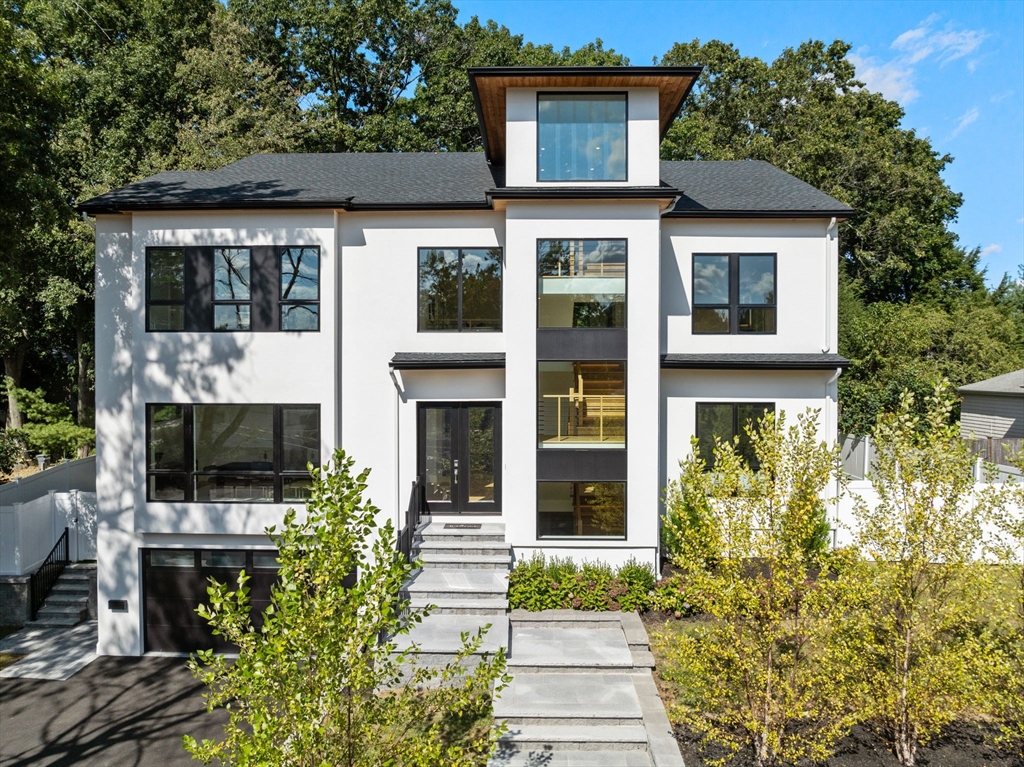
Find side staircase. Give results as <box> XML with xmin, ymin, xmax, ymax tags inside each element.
<box><xmin>33</xmin><ymin>562</ymin><xmax>95</xmax><ymax>627</ymax></box>
<box><xmin>396</xmin><ymin>520</ymin><xmax>510</xmax><ymax>665</ymax></box>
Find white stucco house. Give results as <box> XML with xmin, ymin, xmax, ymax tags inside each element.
<box><xmin>81</xmin><ymin>66</ymin><xmax>851</xmax><ymax>656</ymax></box>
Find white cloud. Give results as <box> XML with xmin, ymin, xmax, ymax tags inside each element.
<box><xmin>979</xmin><ymin>243</ymin><xmax>1003</xmax><ymax>257</ymax></box>
<box><xmin>949</xmin><ymin>107</ymin><xmax>980</xmax><ymax>138</ymax></box>
<box><xmin>991</xmin><ymin>90</ymin><xmax>1015</xmax><ymax>103</ymax></box>
<box><xmin>851</xmin><ymin>15</ymin><xmax>986</xmax><ymax>105</ymax></box>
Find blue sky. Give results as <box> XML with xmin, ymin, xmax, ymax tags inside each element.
<box><xmin>456</xmin><ymin>0</ymin><xmax>1024</xmax><ymax>287</ymax></box>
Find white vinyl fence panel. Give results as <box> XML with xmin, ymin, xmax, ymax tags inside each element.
<box><xmin>0</xmin><ymin>490</ymin><xmax>98</xmax><ymax>575</ymax></box>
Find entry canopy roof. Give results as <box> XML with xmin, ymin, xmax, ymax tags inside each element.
<box><xmin>468</xmin><ymin>66</ymin><xmax>703</xmax><ymax>165</ymax></box>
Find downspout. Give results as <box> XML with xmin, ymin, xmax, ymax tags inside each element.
<box><xmin>823</xmin><ymin>217</ymin><xmax>837</xmax><ymax>353</ymax></box>
<box><xmin>826</xmin><ymin>365</ymin><xmax>843</xmax><ymax>548</ymax></box>
<box><xmin>81</xmin><ymin>211</ymin><xmax>96</xmax><ymax>230</ymax></box>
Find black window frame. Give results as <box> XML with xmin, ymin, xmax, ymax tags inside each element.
<box><xmin>145</xmin><ymin>403</ymin><xmax>320</xmax><ymax>503</ymax></box>
<box><xmin>417</xmin><ymin>246</ymin><xmax>503</xmax><ymax>333</ymax></box>
<box><xmin>691</xmin><ymin>253</ymin><xmax>777</xmax><ymax>335</ymax></box>
<box><xmin>279</xmin><ymin>246</ymin><xmax>321</xmax><ymax>332</ymax></box>
<box><xmin>536</xmin><ymin>480</ymin><xmax>627</xmax><ymax>540</ymax></box>
<box><xmin>145</xmin><ymin>247</ymin><xmax>186</xmax><ymax>332</ymax></box>
<box><xmin>536</xmin><ymin>91</ymin><xmax>629</xmax><ymax>183</ymax></box>
<box><xmin>536</xmin><ymin>238</ymin><xmax>628</xmax><ymax>330</ymax></box>
<box><xmin>211</xmin><ymin>247</ymin><xmax>254</xmax><ymax>332</ymax></box>
<box><xmin>695</xmin><ymin>401</ymin><xmax>775</xmax><ymax>471</ymax></box>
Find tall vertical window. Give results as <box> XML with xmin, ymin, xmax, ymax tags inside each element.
<box><xmin>213</xmin><ymin>248</ymin><xmax>252</xmax><ymax>331</ymax></box>
<box><xmin>418</xmin><ymin>247</ymin><xmax>501</xmax><ymax>331</ymax></box>
<box><xmin>538</xmin><ymin>239</ymin><xmax>626</xmax><ymax>328</ymax></box>
<box><xmin>695</xmin><ymin>402</ymin><xmax>774</xmax><ymax>470</ymax></box>
<box><xmin>537</xmin><ymin>93</ymin><xmax>627</xmax><ymax>181</ymax></box>
<box><xmin>538</xmin><ymin>362</ymin><xmax>625</xmax><ymax>447</ymax></box>
<box><xmin>146</xmin><ymin>404</ymin><xmax>320</xmax><ymax>503</ymax></box>
<box><xmin>146</xmin><ymin>248</ymin><xmax>185</xmax><ymax>331</ymax></box>
<box><xmin>280</xmin><ymin>247</ymin><xmax>320</xmax><ymax>330</ymax></box>
<box><xmin>537</xmin><ymin>481</ymin><xmax>625</xmax><ymax>538</ymax></box>
<box><xmin>692</xmin><ymin>253</ymin><xmax>776</xmax><ymax>334</ymax></box>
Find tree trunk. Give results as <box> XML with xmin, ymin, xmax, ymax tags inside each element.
<box><xmin>3</xmin><ymin>349</ymin><xmax>26</xmax><ymax>430</ymax></box>
<box><xmin>894</xmin><ymin>718</ymin><xmax>917</xmax><ymax>766</ymax></box>
<box><xmin>753</xmin><ymin>730</ymin><xmax>772</xmax><ymax>767</ymax></box>
<box><xmin>75</xmin><ymin>326</ymin><xmax>94</xmax><ymax>426</ymax></box>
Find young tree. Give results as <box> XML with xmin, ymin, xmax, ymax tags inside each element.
<box><xmin>655</xmin><ymin>409</ymin><xmax>855</xmax><ymax>767</ymax></box>
<box><xmin>842</xmin><ymin>383</ymin><xmax>1004</xmax><ymax>766</ymax></box>
<box><xmin>184</xmin><ymin>450</ymin><xmax>508</xmax><ymax>766</ymax></box>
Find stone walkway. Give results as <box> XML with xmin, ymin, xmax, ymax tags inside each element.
<box><xmin>490</xmin><ymin>610</ymin><xmax>683</xmax><ymax>767</ymax></box>
<box><xmin>0</xmin><ymin>620</ymin><xmax>98</xmax><ymax>681</ymax></box>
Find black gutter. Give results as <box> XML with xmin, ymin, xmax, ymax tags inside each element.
<box><xmin>661</xmin><ymin>354</ymin><xmax>850</xmax><ymax>371</ymax></box>
<box><xmin>77</xmin><ymin>198</ymin><xmax>356</xmax><ymax>215</ymax></box>
<box><xmin>663</xmin><ymin>209</ymin><xmax>853</xmax><ymax>219</ymax></box>
<box><xmin>390</xmin><ymin>353</ymin><xmax>506</xmax><ymax>370</ymax></box>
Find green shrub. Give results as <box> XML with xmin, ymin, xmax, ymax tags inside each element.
<box><xmin>508</xmin><ymin>553</ymin><xmax>655</xmax><ymax>612</ymax></box>
<box><xmin>11</xmin><ymin>387</ymin><xmax>94</xmax><ymax>460</ymax></box>
<box><xmin>0</xmin><ymin>429</ymin><xmax>24</xmax><ymax>479</ymax></box>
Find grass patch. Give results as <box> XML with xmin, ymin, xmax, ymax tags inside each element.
<box><xmin>0</xmin><ymin>651</ymin><xmax>25</xmax><ymax>670</ymax></box>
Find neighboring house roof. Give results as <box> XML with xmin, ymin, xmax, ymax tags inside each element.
<box><xmin>390</xmin><ymin>352</ymin><xmax>506</xmax><ymax>370</ymax></box>
<box><xmin>77</xmin><ymin>154</ymin><xmax>852</xmax><ymax>218</ymax></box>
<box><xmin>958</xmin><ymin>369</ymin><xmax>1024</xmax><ymax>396</ymax></box>
<box><xmin>661</xmin><ymin>353</ymin><xmax>850</xmax><ymax>370</ymax></box>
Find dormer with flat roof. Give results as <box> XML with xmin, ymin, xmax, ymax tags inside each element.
<box><xmin>468</xmin><ymin>66</ymin><xmax>702</xmax><ymax>188</ymax></box>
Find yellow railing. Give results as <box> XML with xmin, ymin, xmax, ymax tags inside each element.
<box><xmin>541</xmin><ymin>393</ymin><xmax>625</xmax><ymax>443</ymax></box>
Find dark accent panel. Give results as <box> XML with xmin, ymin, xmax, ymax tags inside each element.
<box><xmin>184</xmin><ymin>247</ymin><xmax>212</xmax><ymax>332</ymax></box>
<box><xmin>536</xmin><ymin>329</ymin><xmax>627</xmax><ymax>360</ymax></box>
<box><xmin>250</xmin><ymin>246</ymin><xmax>279</xmax><ymax>332</ymax></box>
<box><xmin>537</xmin><ymin>449</ymin><xmax>627</xmax><ymax>481</ymax></box>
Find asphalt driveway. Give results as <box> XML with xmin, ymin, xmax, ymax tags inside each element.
<box><xmin>0</xmin><ymin>656</ymin><xmax>226</xmax><ymax>767</ymax></box>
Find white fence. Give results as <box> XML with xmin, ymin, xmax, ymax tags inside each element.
<box><xmin>0</xmin><ymin>456</ymin><xmax>96</xmax><ymax>506</ymax></box>
<box><xmin>0</xmin><ymin>457</ymin><xmax>97</xmax><ymax>575</ymax></box>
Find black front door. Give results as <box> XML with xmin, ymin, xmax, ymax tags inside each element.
<box><xmin>418</xmin><ymin>402</ymin><xmax>501</xmax><ymax>513</ymax></box>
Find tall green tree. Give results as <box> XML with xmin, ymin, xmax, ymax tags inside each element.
<box><xmin>661</xmin><ymin>39</ymin><xmax>981</xmax><ymax>305</ymax></box>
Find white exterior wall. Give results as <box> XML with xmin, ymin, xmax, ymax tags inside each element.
<box><xmin>338</xmin><ymin>211</ymin><xmax>506</xmax><ymax>533</ymax></box>
<box><xmin>506</xmin><ymin>200</ymin><xmax>662</xmax><ymax>568</ymax></box>
<box><xmin>661</xmin><ymin>218</ymin><xmax>839</xmax><ymax>355</ymax></box>
<box><xmin>505</xmin><ymin>87</ymin><xmax>661</xmax><ymax>188</ymax></box>
<box><xmin>662</xmin><ymin>369</ymin><xmax>839</xmax><ymax>497</ymax></box>
<box><xmin>95</xmin><ymin>210</ymin><xmax>339</xmax><ymax>655</ymax></box>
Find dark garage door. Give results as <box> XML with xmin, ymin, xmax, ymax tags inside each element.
<box><xmin>142</xmin><ymin>548</ymin><xmax>280</xmax><ymax>653</ymax></box>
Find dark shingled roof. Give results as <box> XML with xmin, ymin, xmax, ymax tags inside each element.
<box><xmin>78</xmin><ymin>153</ymin><xmax>851</xmax><ymax>218</ymax></box>
<box><xmin>390</xmin><ymin>352</ymin><xmax>505</xmax><ymax>369</ymax></box>
<box><xmin>662</xmin><ymin>353</ymin><xmax>850</xmax><ymax>370</ymax></box>
<box><xmin>958</xmin><ymin>369</ymin><xmax>1024</xmax><ymax>396</ymax></box>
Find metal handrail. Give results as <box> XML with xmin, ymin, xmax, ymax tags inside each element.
<box><xmin>398</xmin><ymin>477</ymin><xmax>424</xmax><ymax>564</ymax></box>
<box><xmin>29</xmin><ymin>527</ymin><xmax>69</xmax><ymax>620</ymax></box>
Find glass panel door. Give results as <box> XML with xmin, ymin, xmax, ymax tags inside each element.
<box><xmin>418</xmin><ymin>403</ymin><xmax>501</xmax><ymax>513</ymax></box>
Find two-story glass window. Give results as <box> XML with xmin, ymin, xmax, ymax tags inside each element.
<box><xmin>213</xmin><ymin>248</ymin><xmax>252</xmax><ymax>331</ymax></box>
<box><xmin>696</xmin><ymin>402</ymin><xmax>774</xmax><ymax>471</ymax></box>
<box><xmin>146</xmin><ymin>248</ymin><xmax>185</xmax><ymax>331</ymax></box>
<box><xmin>418</xmin><ymin>248</ymin><xmax>501</xmax><ymax>331</ymax></box>
<box><xmin>538</xmin><ymin>362</ymin><xmax>625</xmax><ymax>448</ymax></box>
<box><xmin>537</xmin><ymin>239</ymin><xmax>626</xmax><ymax>328</ymax></box>
<box><xmin>280</xmin><ymin>247</ymin><xmax>320</xmax><ymax>330</ymax></box>
<box><xmin>692</xmin><ymin>253</ymin><xmax>776</xmax><ymax>334</ymax></box>
<box><xmin>537</xmin><ymin>93</ymin><xmax>627</xmax><ymax>181</ymax></box>
<box><xmin>146</xmin><ymin>403</ymin><xmax>320</xmax><ymax>503</ymax></box>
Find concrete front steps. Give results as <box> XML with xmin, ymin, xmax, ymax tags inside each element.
<box><xmin>490</xmin><ymin>611</ymin><xmax>683</xmax><ymax>767</ymax></box>
<box><xmin>33</xmin><ymin>563</ymin><xmax>95</xmax><ymax>628</ymax></box>
<box><xmin>396</xmin><ymin>519</ymin><xmax>510</xmax><ymax>666</ymax></box>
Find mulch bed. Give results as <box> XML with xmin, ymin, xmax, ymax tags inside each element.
<box><xmin>673</xmin><ymin>717</ymin><xmax>1021</xmax><ymax>766</ymax></box>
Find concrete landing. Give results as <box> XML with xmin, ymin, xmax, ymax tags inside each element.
<box><xmin>507</xmin><ymin>626</ymin><xmax>633</xmax><ymax>671</ymax></box>
<box><xmin>0</xmin><ymin>620</ymin><xmax>97</xmax><ymax>681</ymax></box>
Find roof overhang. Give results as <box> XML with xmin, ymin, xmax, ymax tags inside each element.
<box><xmin>661</xmin><ymin>353</ymin><xmax>850</xmax><ymax>371</ymax></box>
<box><xmin>390</xmin><ymin>352</ymin><xmax>506</xmax><ymax>370</ymax></box>
<box><xmin>468</xmin><ymin>66</ymin><xmax>703</xmax><ymax>165</ymax></box>
<box><xmin>487</xmin><ymin>186</ymin><xmax>680</xmax><ymax>211</ymax></box>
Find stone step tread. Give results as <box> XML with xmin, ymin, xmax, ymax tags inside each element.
<box><xmin>494</xmin><ymin>672</ymin><xmax>642</xmax><ymax>719</ymax></box>
<box><xmin>32</xmin><ymin>614</ymin><xmax>85</xmax><ymax>627</ymax></box>
<box><xmin>394</xmin><ymin>614</ymin><xmax>508</xmax><ymax>654</ymax></box>
<box><xmin>497</xmin><ymin>724</ymin><xmax>648</xmax><ymax>745</ymax></box>
<box><xmin>42</xmin><ymin>594</ymin><xmax>89</xmax><ymax>605</ymax></box>
<box><xmin>488</xmin><ymin>750</ymin><xmax>652</xmax><ymax>767</ymax></box>
<box><xmin>57</xmin><ymin>571</ymin><xmax>94</xmax><ymax>580</ymax></box>
<box><xmin>415</xmin><ymin>539</ymin><xmax>510</xmax><ymax>550</ymax></box>
<box><xmin>37</xmin><ymin>604</ymin><xmax>88</xmax><ymax>616</ymax></box>
<box><xmin>508</xmin><ymin>627</ymin><xmax>633</xmax><ymax>669</ymax></box>
<box><xmin>408</xmin><ymin>597</ymin><xmax>508</xmax><ymax>611</ymax></box>
<box><xmin>402</xmin><ymin>568</ymin><xmax>509</xmax><ymax>596</ymax></box>
<box><xmin>51</xmin><ymin>582</ymin><xmax>91</xmax><ymax>592</ymax></box>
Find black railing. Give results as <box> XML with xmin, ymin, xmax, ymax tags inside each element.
<box><xmin>398</xmin><ymin>476</ymin><xmax>425</xmax><ymax>564</ymax></box>
<box><xmin>30</xmin><ymin>527</ymin><xmax>69</xmax><ymax>620</ymax></box>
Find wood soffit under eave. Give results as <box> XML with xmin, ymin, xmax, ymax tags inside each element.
<box><xmin>472</xmin><ymin>73</ymin><xmax>698</xmax><ymax>165</ymax></box>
